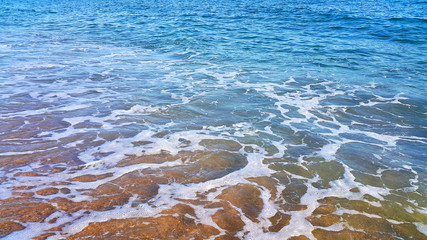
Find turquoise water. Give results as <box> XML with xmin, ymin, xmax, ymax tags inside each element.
<box><xmin>0</xmin><ymin>0</ymin><xmax>426</xmax><ymax>239</ymax></box>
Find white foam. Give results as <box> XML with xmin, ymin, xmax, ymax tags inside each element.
<box><xmin>2</xmin><ymin>39</ymin><xmax>425</xmax><ymax>240</ymax></box>
<box><xmin>319</xmin><ymin>143</ymin><xmax>340</xmax><ymax>161</ymax></box>
<box><xmin>415</xmin><ymin>222</ymin><xmax>427</xmax><ymax>236</ymax></box>
<box><xmin>112</xmin><ymin>105</ymin><xmax>165</xmax><ymax>115</ymax></box>
<box><xmin>15</xmin><ymin>63</ymin><xmax>66</xmax><ymax>70</ymax></box>
<box><xmin>333</xmin><ymin>208</ymin><xmax>382</xmax><ymax>219</ymax></box>
<box><xmin>55</xmin><ymin>104</ymin><xmax>91</xmax><ymax>112</ymax></box>
<box><xmin>29</xmin><ymin>92</ymin><xmax>40</xmax><ymax>99</ymax></box>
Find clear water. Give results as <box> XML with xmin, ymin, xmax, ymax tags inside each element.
<box><xmin>0</xmin><ymin>0</ymin><xmax>426</xmax><ymax>239</ymax></box>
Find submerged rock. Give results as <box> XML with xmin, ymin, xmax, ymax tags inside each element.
<box><xmin>36</xmin><ymin>187</ymin><xmax>59</xmax><ymax>196</ymax></box>
<box><xmin>209</xmin><ymin>201</ymin><xmax>245</xmax><ymax>233</ymax></box>
<box><xmin>288</xmin><ymin>235</ymin><xmax>310</xmax><ymax>240</ymax></box>
<box><xmin>268</xmin><ymin>211</ymin><xmax>291</xmax><ymax>232</ymax></box>
<box><xmin>306</xmin><ymin>160</ymin><xmax>344</xmax><ymax>188</ymax></box>
<box><xmin>381</xmin><ymin>169</ymin><xmax>415</xmax><ymax>189</ymax></box>
<box><xmin>199</xmin><ymin>139</ymin><xmax>242</xmax><ymax>152</ymax></box>
<box><xmin>0</xmin><ymin>221</ymin><xmax>25</xmax><ymax>238</ymax></box>
<box><xmin>306</xmin><ymin>214</ymin><xmax>341</xmax><ymax>227</ymax></box>
<box><xmin>312</xmin><ymin>227</ymin><xmax>368</xmax><ymax>239</ymax></box>
<box><xmin>0</xmin><ymin>198</ymin><xmax>56</xmax><ymax>223</ymax></box>
<box><xmin>68</xmin><ymin>173</ymin><xmax>113</xmax><ymax>182</ymax></box>
<box><xmin>143</xmin><ymin>151</ymin><xmax>247</xmax><ymax>184</ymax></box>
<box><xmin>217</xmin><ymin>184</ymin><xmax>263</xmax><ymax>222</ymax></box>
<box><xmin>68</xmin><ymin>204</ymin><xmax>220</xmax><ymax>240</ymax></box>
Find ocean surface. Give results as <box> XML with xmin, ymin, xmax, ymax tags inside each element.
<box><xmin>0</xmin><ymin>0</ymin><xmax>426</xmax><ymax>239</ymax></box>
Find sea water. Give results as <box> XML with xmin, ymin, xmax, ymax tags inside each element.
<box><xmin>0</xmin><ymin>0</ymin><xmax>426</xmax><ymax>239</ymax></box>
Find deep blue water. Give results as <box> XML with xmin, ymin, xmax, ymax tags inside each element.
<box><xmin>2</xmin><ymin>0</ymin><xmax>426</xmax><ymax>84</ymax></box>
<box><xmin>0</xmin><ymin>0</ymin><xmax>426</xmax><ymax>239</ymax></box>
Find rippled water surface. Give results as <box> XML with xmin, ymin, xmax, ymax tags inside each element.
<box><xmin>0</xmin><ymin>0</ymin><xmax>426</xmax><ymax>239</ymax></box>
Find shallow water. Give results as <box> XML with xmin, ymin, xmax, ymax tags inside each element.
<box><xmin>0</xmin><ymin>0</ymin><xmax>426</xmax><ymax>239</ymax></box>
